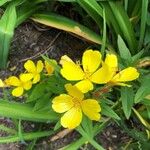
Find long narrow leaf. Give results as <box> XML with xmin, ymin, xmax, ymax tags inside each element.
<box><xmin>109</xmin><ymin>1</ymin><xmax>137</xmax><ymax>53</ymax></box>
<box><xmin>0</xmin><ymin>3</ymin><xmax>17</xmax><ymax>68</ymax></box>
<box><xmin>0</xmin><ymin>100</ymin><xmax>58</xmax><ymax>122</ymax></box>
<box><xmin>31</xmin><ymin>13</ymin><xmax>102</xmax><ymax>45</ymax></box>
<box><xmin>0</xmin><ymin>130</ymin><xmax>54</xmax><ymax>143</ymax></box>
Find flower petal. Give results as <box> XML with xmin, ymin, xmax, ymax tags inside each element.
<box><xmin>90</xmin><ymin>63</ymin><xmax>111</xmax><ymax>84</ymax></box>
<box><xmin>81</xmin><ymin>99</ymin><xmax>101</xmax><ymax>121</ymax></box>
<box><xmin>20</xmin><ymin>73</ymin><xmax>33</xmax><ymax>82</ymax></box>
<box><xmin>75</xmin><ymin>80</ymin><xmax>93</xmax><ymax>93</ymax></box>
<box><xmin>33</xmin><ymin>74</ymin><xmax>40</xmax><ymax>84</ymax></box>
<box><xmin>0</xmin><ymin>79</ymin><xmax>5</xmax><ymax>87</ymax></box>
<box><xmin>12</xmin><ymin>87</ymin><xmax>24</xmax><ymax>97</ymax></box>
<box><xmin>23</xmin><ymin>81</ymin><xmax>32</xmax><ymax>90</ymax></box>
<box><xmin>36</xmin><ymin>60</ymin><xmax>44</xmax><ymax>73</ymax></box>
<box><xmin>65</xmin><ymin>84</ymin><xmax>84</xmax><ymax>100</ymax></box>
<box><xmin>82</xmin><ymin>50</ymin><xmax>101</xmax><ymax>73</ymax></box>
<box><xmin>105</xmin><ymin>54</ymin><xmax>118</xmax><ymax>69</ymax></box>
<box><xmin>5</xmin><ymin>76</ymin><xmax>21</xmax><ymax>86</ymax></box>
<box><xmin>60</xmin><ymin>55</ymin><xmax>84</xmax><ymax>80</ymax></box>
<box><xmin>52</xmin><ymin>94</ymin><xmax>74</xmax><ymax>113</ymax></box>
<box><xmin>112</xmin><ymin>67</ymin><xmax>139</xmax><ymax>82</ymax></box>
<box><xmin>61</xmin><ymin>107</ymin><xmax>82</xmax><ymax>129</ymax></box>
<box><xmin>24</xmin><ymin>60</ymin><xmax>36</xmax><ymax>73</ymax></box>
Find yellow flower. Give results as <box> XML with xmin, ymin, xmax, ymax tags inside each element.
<box><xmin>52</xmin><ymin>84</ymin><xmax>101</xmax><ymax>129</ymax></box>
<box><xmin>91</xmin><ymin>54</ymin><xmax>139</xmax><ymax>86</ymax></box>
<box><xmin>24</xmin><ymin>60</ymin><xmax>43</xmax><ymax>84</ymax></box>
<box><xmin>5</xmin><ymin>74</ymin><xmax>33</xmax><ymax>97</ymax></box>
<box><xmin>60</xmin><ymin>49</ymin><xmax>102</xmax><ymax>93</ymax></box>
<box><xmin>44</xmin><ymin>60</ymin><xmax>56</xmax><ymax>75</ymax></box>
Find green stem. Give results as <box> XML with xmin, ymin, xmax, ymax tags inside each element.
<box><xmin>0</xmin><ymin>125</ymin><xmax>16</xmax><ymax>135</ymax></box>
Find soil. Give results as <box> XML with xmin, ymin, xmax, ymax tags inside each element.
<box><xmin>0</xmin><ymin>21</ymin><xmax>130</xmax><ymax>150</ymax></box>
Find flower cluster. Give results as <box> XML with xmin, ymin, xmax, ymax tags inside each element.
<box><xmin>0</xmin><ymin>49</ymin><xmax>140</xmax><ymax>129</ymax></box>
<box><xmin>1</xmin><ymin>60</ymin><xmax>54</xmax><ymax>97</ymax></box>
<box><xmin>52</xmin><ymin>49</ymin><xmax>139</xmax><ymax>129</ymax></box>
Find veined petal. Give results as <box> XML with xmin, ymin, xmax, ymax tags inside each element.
<box><xmin>81</xmin><ymin>99</ymin><xmax>101</xmax><ymax>121</ymax></box>
<box><xmin>65</xmin><ymin>84</ymin><xmax>84</xmax><ymax>100</ymax></box>
<box><xmin>23</xmin><ymin>81</ymin><xmax>32</xmax><ymax>90</ymax></box>
<box><xmin>75</xmin><ymin>80</ymin><xmax>93</xmax><ymax>93</ymax></box>
<box><xmin>5</xmin><ymin>76</ymin><xmax>21</xmax><ymax>86</ymax></box>
<box><xmin>12</xmin><ymin>87</ymin><xmax>24</xmax><ymax>97</ymax></box>
<box><xmin>52</xmin><ymin>94</ymin><xmax>74</xmax><ymax>113</ymax></box>
<box><xmin>112</xmin><ymin>67</ymin><xmax>139</xmax><ymax>82</ymax></box>
<box><xmin>36</xmin><ymin>60</ymin><xmax>43</xmax><ymax>73</ymax></box>
<box><xmin>32</xmin><ymin>74</ymin><xmax>40</xmax><ymax>84</ymax></box>
<box><xmin>90</xmin><ymin>63</ymin><xmax>111</xmax><ymax>84</ymax></box>
<box><xmin>60</xmin><ymin>55</ymin><xmax>84</xmax><ymax>80</ymax></box>
<box><xmin>61</xmin><ymin>107</ymin><xmax>82</xmax><ymax>129</ymax></box>
<box><xmin>82</xmin><ymin>50</ymin><xmax>101</xmax><ymax>73</ymax></box>
<box><xmin>20</xmin><ymin>73</ymin><xmax>33</xmax><ymax>82</ymax></box>
<box><xmin>24</xmin><ymin>60</ymin><xmax>36</xmax><ymax>73</ymax></box>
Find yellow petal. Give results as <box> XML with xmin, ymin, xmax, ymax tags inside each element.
<box><xmin>36</xmin><ymin>60</ymin><xmax>43</xmax><ymax>73</ymax></box>
<box><xmin>19</xmin><ymin>73</ymin><xmax>33</xmax><ymax>82</ymax></box>
<box><xmin>82</xmin><ymin>50</ymin><xmax>101</xmax><ymax>73</ymax></box>
<box><xmin>0</xmin><ymin>79</ymin><xmax>5</xmax><ymax>87</ymax></box>
<box><xmin>52</xmin><ymin>94</ymin><xmax>74</xmax><ymax>113</ymax></box>
<box><xmin>23</xmin><ymin>81</ymin><xmax>32</xmax><ymax>90</ymax></box>
<box><xmin>65</xmin><ymin>84</ymin><xmax>84</xmax><ymax>100</ymax></box>
<box><xmin>81</xmin><ymin>99</ymin><xmax>101</xmax><ymax>121</ymax></box>
<box><xmin>5</xmin><ymin>76</ymin><xmax>21</xmax><ymax>86</ymax></box>
<box><xmin>112</xmin><ymin>67</ymin><xmax>139</xmax><ymax>82</ymax></box>
<box><xmin>45</xmin><ymin>61</ymin><xmax>54</xmax><ymax>75</ymax></box>
<box><xmin>12</xmin><ymin>87</ymin><xmax>24</xmax><ymax>97</ymax></box>
<box><xmin>75</xmin><ymin>80</ymin><xmax>93</xmax><ymax>93</ymax></box>
<box><xmin>24</xmin><ymin>60</ymin><xmax>36</xmax><ymax>73</ymax></box>
<box><xmin>32</xmin><ymin>74</ymin><xmax>40</xmax><ymax>84</ymax></box>
<box><xmin>60</xmin><ymin>55</ymin><xmax>84</xmax><ymax>80</ymax></box>
<box><xmin>105</xmin><ymin>53</ymin><xmax>118</xmax><ymax>69</ymax></box>
<box><xmin>90</xmin><ymin>63</ymin><xmax>111</xmax><ymax>84</ymax></box>
<box><xmin>61</xmin><ymin>107</ymin><xmax>82</xmax><ymax>129</ymax></box>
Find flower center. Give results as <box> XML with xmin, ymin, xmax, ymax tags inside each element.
<box><xmin>84</xmin><ymin>71</ymin><xmax>92</xmax><ymax>80</ymax></box>
<box><xmin>72</xmin><ymin>98</ymin><xmax>81</xmax><ymax>108</ymax></box>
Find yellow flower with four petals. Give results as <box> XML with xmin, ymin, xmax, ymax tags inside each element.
<box><xmin>24</xmin><ymin>60</ymin><xmax>43</xmax><ymax>84</ymax></box>
<box><xmin>5</xmin><ymin>74</ymin><xmax>33</xmax><ymax>97</ymax></box>
<box><xmin>52</xmin><ymin>84</ymin><xmax>101</xmax><ymax>129</ymax></box>
<box><xmin>60</xmin><ymin>50</ymin><xmax>102</xmax><ymax>93</ymax></box>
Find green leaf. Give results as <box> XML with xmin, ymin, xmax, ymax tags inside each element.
<box><xmin>138</xmin><ymin>0</ymin><xmax>149</xmax><ymax>50</ymax></box>
<box><xmin>27</xmin><ymin>83</ymin><xmax>48</xmax><ymax>102</ymax></box>
<box><xmin>117</xmin><ymin>35</ymin><xmax>132</xmax><ymax>65</ymax></box>
<box><xmin>0</xmin><ymin>100</ymin><xmax>58</xmax><ymax>122</ymax></box>
<box><xmin>121</xmin><ymin>87</ymin><xmax>134</xmax><ymax>119</ymax></box>
<box><xmin>135</xmin><ymin>77</ymin><xmax>150</xmax><ymax>103</ymax></box>
<box><xmin>0</xmin><ymin>130</ymin><xmax>54</xmax><ymax>143</ymax></box>
<box><xmin>101</xmin><ymin>102</ymin><xmax>120</xmax><ymax>120</ymax></box>
<box><xmin>47</xmin><ymin>75</ymin><xmax>65</xmax><ymax>94</ymax></box>
<box><xmin>33</xmin><ymin>93</ymin><xmax>52</xmax><ymax>111</ymax></box>
<box><xmin>0</xmin><ymin>0</ymin><xmax>11</xmax><ymax>6</ymax></box>
<box><xmin>0</xmin><ymin>3</ymin><xmax>17</xmax><ymax>68</ymax></box>
<box><xmin>109</xmin><ymin>1</ymin><xmax>137</xmax><ymax>53</ymax></box>
<box><xmin>31</xmin><ymin>12</ymin><xmax>102</xmax><ymax>45</ymax></box>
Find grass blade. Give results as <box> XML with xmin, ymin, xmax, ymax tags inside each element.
<box><xmin>138</xmin><ymin>0</ymin><xmax>148</xmax><ymax>50</ymax></box>
<box><xmin>0</xmin><ymin>3</ymin><xmax>17</xmax><ymax>68</ymax></box>
<box><xmin>0</xmin><ymin>0</ymin><xmax>11</xmax><ymax>6</ymax></box>
<box><xmin>0</xmin><ymin>100</ymin><xmax>58</xmax><ymax>122</ymax></box>
<box><xmin>0</xmin><ymin>130</ymin><xmax>54</xmax><ymax>143</ymax></box>
<box><xmin>31</xmin><ymin>13</ymin><xmax>102</xmax><ymax>45</ymax></box>
<box><xmin>109</xmin><ymin>1</ymin><xmax>137</xmax><ymax>53</ymax></box>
